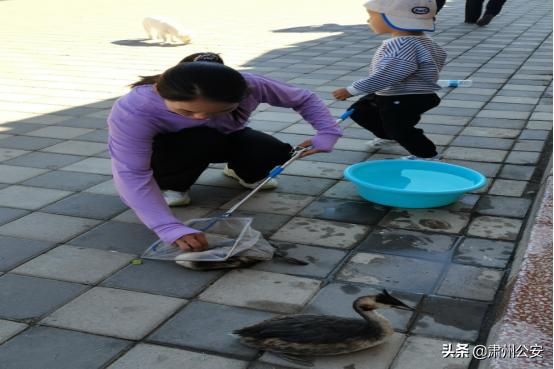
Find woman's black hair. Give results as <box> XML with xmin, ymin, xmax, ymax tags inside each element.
<box><xmin>130</xmin><ymin>52</ymin><xmax>248</xmax><ymax>103</ymax></box>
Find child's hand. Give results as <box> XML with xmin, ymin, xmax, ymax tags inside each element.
<box><xmin>175</xmin><ymin>233</ymin><xmax>209</xmax><ymax>252</ymax></box>
<box><xmin>332</xmin><ymin>88</ymin><xmax>352</xmax><ymax>101</ymax></box>
<box><xmin>297</xmin><ymin>139</ymin><xmax>323</xmax><ymax>157</ymax></box>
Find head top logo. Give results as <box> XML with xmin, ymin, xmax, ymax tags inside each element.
<box><xmin>411</xmin><ymin>6</ymin><xmax>430</xmax><ymax>14</ymax></box>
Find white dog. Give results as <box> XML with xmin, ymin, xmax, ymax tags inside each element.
<box><xmin>142</xmin><ymin>16</ymin><xmax>192</xmax><ymax>44</ymax></box>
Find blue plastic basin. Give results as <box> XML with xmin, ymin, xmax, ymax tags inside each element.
<box><xmin>344</xmin><ymin>160</ymin><xmax>486</xmax><ymax>208</ymax></box>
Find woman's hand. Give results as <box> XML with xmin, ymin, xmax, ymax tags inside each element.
<box><xmin>175</xmin><ymin>233</ymin><xmax>209</xmax><ymax>252</ymax></box>
<box><xmin>297</xmin><ymin>140</ymin><xmax>324</xmax><ymax>158</ymax></box>
<box><xmin>332</xmin><ymin>88</ymin><xmax>352</xmax><ymax>101</ymax></box>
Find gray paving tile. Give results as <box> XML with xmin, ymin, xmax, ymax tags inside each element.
<box><xmin>42</xmin><ymin>192</ymin><xmax>127</xmax><ymax>219</ymax></box>
<box><xmin>498</xmin><ymin>164</ymin><xmax>535</xmax><ymax>180</ymax></box>
<box><xmin>188</xmin><ymin>185</ymin><xmax>244</xmax><ymax>208</ymax></box>
<box><xmin>299</xmin><ymin>197</ymin><xmax>389</xmax><ymax>225</ymax></box>
<box><xmin>259</xmin><ymin>333</ymin><xmax>405</xmax><ymax>369</ymax></box>
<box><xmin>519</xmin><ymin>129</ymin><xmax>549</xmax><ymax>140</ymax></box>
<box><xmin>468</xmin><ymin>117</ymin><xmax>526</xmax><ymax>129</ymax></box>
<box><xmin>275</xmin><ymin>175</ymin><xmax>335</xmax><ymax>196</ymax></box>
<box><xmin>0</xmin><ymin>148</ymin><xmax>29</xmax><ymax>162</ymax></box>
<box><xmin>305</xmin><ymin>282</ymin><xmax>421</xmax><ymax>332</ymax></box>
<box><xmin>0</xmin><ymin>212</ymin><xmax>100</xmax><ymax>243</ymax></box>
<box><xmin>284</xmin><ymin>160</ymin><xmax>347</xmax><ymax>179</ymax></box>
<box><xmin>221</xmin><ymin>192</ymin><xmax>315</xmax><ymax>216</ymax></box>
<box><xmin>149</xmin><ymin>301</ymin><xmax>274</xmax><ymax>360</ymax></box>
<box><xmin>443</xmin><ymin>147</ymin><xmax>507</xmax><ymax>162</ymax></box>
<box><xmin>454</xmin><ymin>238</ymin><xmax>515</xmax><ymax>269</ymax></box>
<box><xmin>0</xmin><ymin>236</ymin><xmax>55</xmax><ymax>272</ymax></box>
<box><xmin>0</xmin><ymin>326</ymin><xmax>131</xmax><ymax>369</ymax></box>
<box><xmin>445</xmin><ymin>160</ymin><xmax>501</xmax><ymax>178</ymax></box>
<box><xmin>380</xmin><ymin>209</ymin><xmax>470</xmax><ymax>234</ymax></box>
<box><xmin>505</xmin><ymin>151</ymin><xmax>541</xmax><ymax>164</ymax></box>
<box><xmin>252</xmin><ymin>241</ymin><xmax>347</xmax><ymax>278</ymax></box>
<box><xmin>0</xmin><ymin>165</ymin><xmax>47</xmax><ymax>184</ymax></box>
<box><xmin>451</xmin><ymin>136</ymin><xmax>513</xmax><ymax>150</ymax></box>
<box><xmin>513</xmin><ymin>139</ymin><xmax>546</xmax><ymax>152</ymax></box>
<box><xmin>412</xmin><ymin>295</ymin><xmax>489</xmax><ymax>342</ymax></box>
<box><xmin>489</xmin><ymin>179</ymin><xmax>527</xmax><ymax>197</ymax></box>
<box><xmin>391</xmin><ymin>336</ymin><xmax>473</xmax><ymax>369</ymax></box>
<box><xmin>322</xmin><ymin>180</ymin><xmax>364</xmax><ymax>201</ymax></box>
<box><xmin>476</xmin><ymin>196</ymin><xmax>532</xmax><ymax>218</ymax></box>
<box><xmin>271</xmin><ymin>217</ymin><xmax>369</xmax><ymax>249</ymax></box>
<box><xmin>42</xmin><ymin>287</ymin><xmax>185</xmax><ymax>340</ymax></box>
<box><xmin>305</xmin><ymin>149</ymin><xmax>368</xmax><ymax>164</ymax></box>
<box><xmin>101</xmin><ymin>259</ymin><xmax>223</xmax><ymax>298</ymax></box>
<box><xmin>0</xmin><ymin>207</ymin><xmax>28</xmax><ymax>226</ymax></box>
<box><xmin>358</xmin><ymin>229</ymin><xmax>457</xmax><ymax>261</ymax></box>
<box><xmin>199</xmin><ymin>269</ymin><xmax>321</xmax><ymax>313</ymax></box>
<box><xmin>60</xmin><ymin>157</ymin><xmax>111</xmax><ymax>175</ymax></box>
<box><xmin>0</xmin><ymin>274</ymin><xmax>87</xmax><ymax>321</ymax></box>
<box><xmin>437</xmin><ymin>264</ymin><xmax>503</xmax><ymax>301</ymax></box>
<box><xmin>418</xmin><ymin>124</ymin><xmax>463</xmax><ymax>135</ymax></box>
<box><xmin>69</xmin><ymin>221</ymin><xmax>158</xmax><ymax>254</ymax></box>
<box><xmin>107</xmin><ymin>343</ymin><xmax>248</xmax><ymax>369</ymax></box>
<box><xmin>0</xmin><ymin>185</ymin><xmax>71</xmax><ymax>210</ymax></box>
<box><xmin>13</xmin><ymin>245</ymin><xmax>134</xmax><ymax>284</ymax></box>
<box><xmin>0</xmin><ymin>319</ymin><xmax>27</xmax><ymax>344</ymax></box>
<box><xmin>74</xmin><ymin>129</ymin><xmax>108</xmax><ymax>143</ymax></box>
<box><xmin>42</xmin><ymin>140</ymin><xmax>108</xmax><ymax>156</ymax></box>
<box><xmin>467</xmin><ymin>216</ymin><xmax>523</xmax><ymax>241</ymax></box>
<box><xmin>0</xmin><ymin>136</ymin><xmax>61</xmax><ymax>150</ymax></box>
<box><xmin>4</xmin><ymin>152</ymin><xmax>84</xmax><ymax>169</ymax></box>
<box><xmin>57</xmin><ymin>117</ymin><xmax>108</xmax><ymax>129</ymax></box>
<box><xmin>337</xmin><ymin>252</ymin><xmax>444</xmax><ymax>294</ymax></box>
<box><xmin>22</xmin><ymin>171</ymin><xmax>110</xmax><ymax>191</ymax></box>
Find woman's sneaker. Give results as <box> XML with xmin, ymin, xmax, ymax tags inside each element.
<box><xmin>163</xmin><ymin>190</ymin><xmax>191</xmax><ymax>207</ymax></box>
<box><xmin>401</xmin><ymin>154</ymin><xmax>443</xmax><ymax>161</ymax></box>
<box><xmin>366</xmin><ymin>138</ymin><xmax>396</xmax><ymax>148</ymax></box>
<box><xmin>223</xmin><ymin>164</ymin><xmax>278</xmax><ymax>190</ymax></box>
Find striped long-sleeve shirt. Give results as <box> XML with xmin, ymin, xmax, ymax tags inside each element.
<box><xmin>347</xmin><ymin>35</ymin><xmax>447</xmax><ymax>96</ymax></box>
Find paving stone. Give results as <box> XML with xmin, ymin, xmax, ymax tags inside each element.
<box><xmin>275</xmin><ymin>175</ymin><xmax>335</xmax><ymax>196</ymax></box>
<box><xmin>284</xmin><ymin>160</ymin><xmax>347</xmax><ymax>179</ymax></box>
<box><xmin>299</xmin><ymin>197</ymin><xmax>389</xmax><ymax>225</ymax></box>
<box><xmin>454</xmin><ymin>238</ymin><xmax>515</xmax><ymax>269</ymax></box>
<box><xmin>489</xmin><ymin>179</ymin><xmax>527</xmax><ymax>196</ymax></box>
<box><xmin>252</xmin><ymin>241</ymin><xmax>347</xmax><ymax>278</ymax></box>
<box><xmin>446</xmin><ymin>160</ymin><xmax>501</xmax><ymax>178</ymax></box>
<box><xmin>451</xmin><ymin>136</ymin><xmax>513</xmax><ymax>150</ymax></box>
<box><xmin>271</xmin><ymin>217</ymin><xmax>369</xmax><ymax>249</ymax></box>
<box><xmin>248</xmin><ymin>119</ymin><xmax>292</xmax><ymax>132</ymax></box>
<box><xmin>207</xmin><ymin>209</ymin><xmax>291</xmax><ymax>237</ymax></box>
<box><xmin>199</xmin><ymin>269</ymin><xmax>321</xmax><ymax>313</ymax></box>
<box><xmin>305</xmin><ymin>282</ymin><xmax>421</xmax><ymax>332</ymax></box>
<box><xmin>73</xmin><ymin>129</ymin><xmax>109</xmax><ymax>143</ymax></box>
<box><xmin>114</xmin><ymin>206</ymin><xmax>213</xmax><ymax>224</ymax></box>
<box><xmin>505</xmin><ymin>151</ymin><xmax>541</xmax><ymax>164</ymax></box>
<box><xmin>467</xmin><ymin>216</ymin><xmax>523</xmax><ymax>241</ymax></box>
<box><xmin>42</xmin><ymin>287</ymin><xmax>185</xmax><ymax>340</ymax></box>
<box><xmin>0</xmin><ymin>207</ymin><xmax>28</xmax><ymax>226</ymax></box>
<box><xmin>0</xmin><ymin>165</ymin><xmax>47</xmax><ymax>184</ymax></box>
<box><xmin>22</xmin><ymin>171</ymin><xmax>110</xmax><ymax>191</ymax></box>
<box><xmin>259</xmin><ymin>333</ymin><xmax>405</xmax><ymax>369</ymax></box>
<box><xmin>61</xmin><ymin>157</ymin><xmax>112</xmax><ymax>175</ymax></box>
<box><xmin>0</xmin><ymin>326</ymin><xmax>131</xmax><ymax>369</ymax></box>
<box><xmin>188</xmin><ymin>185</ymin><xmax>244</xmax><ymax>207</ymax></box>
<box><xmin>519</xmin><ymin>129</ymin><xmax>549</xmax><ymax>141</ymax></box>
<box><xmin>391</xmin><ymin>336</ymin><xmax>473</xmax><ymax>369</ymax></box>
<box><xmin>476</xmin><ymin>196</ymin><xmax>531</xmax><ymax>218</ymax></box>
<box><xmin>418</xmin><ymin>124</ymin><xmax>463</xmax><ymax>135</ymax></box>
<box><xmin>0</xmin><ymin>319</ymin><xmax>27</xmax><ymax>345</ymax></box>
<box><xmin>0</xmin><ymin>148</ymin><xmax>28</xmax><ymax>162</ymax></box>
<box><xmin>70</xmin><ymin>221</ymin><xmax>158</xmax><ymax>254</ymax></box>
<box><xmin>437</xmin><ymin>264</ymin><xmax>503</xmax><ymax>301</ymax></box>
<box><xmin>0</xmin><ymin>212</ymin><xmax>100</xmax><ymax>243</ymax></box>
<box><xmin>380</xmin><ymin>209</ymin><xmax>470</xmax><ymax>234</ymax></box>
<box><xmin>305</xmin><ymin>149</ymin><xmax>368</xmax><ymax>164</ymax></box>
<box><xmin>26</xmin><ymin>126</ymin><xmax>93</xmax><ymax>139</ymax></box>
<box><xmin>469</xmin><ymin>117</ymin><xmax>526</xmax><ymax>129</ymax></box>
<box><xmin>446</xmin><ymin>193</ymin><xmax>480</xmax><ymax>212</ymax></box>
<box><xmin>0</xmin><ymin>185</ymin><xmax>72</xmax><ymax>210</ymax></box>
<box><xmin>41</xmin><ymin>140</ymin><xmax>107</xmax><ymax>156</ymax></box>
<box><xmin>221</xmin><ymin>192</ymin><xmax>315</xmax><ymax>216</ymax></box>
<box><xmin>0</xmin><ymin>274</ymin><xmax>87</xmax><ymax>321</ymax></box>
<box><xmin>323</xmin><ymin>180</ymin><xmax>364</xmax><ymax>200</ymax></box>
<box><xmin>42</xmin><ymin>192</ymin><xmax>127</xmax><ymax>219</ymax></box>
<box><xmin>337</xmin><ymin>253</ymin><xmax>444</xmax><ymax>294</ymax></box>
<box><xmin>0</xmin><ymin>236</ymin><xmax>55</xmax><ymax>272</ymax></box>
<box><xmin>107</xmin><ymin>343</ymin><xmax>248</xmax><ymax>369</ymax></box>
<box><xmin>253</xmin><ymin>111</ymin><xmax>301</xmax><ymax>123</ymax></box>
<box><xmin>5</xmin><ymin>152</ymin><xmax>83</xmax><ymax>170</ymax></box>
<box><xmin>149</xmin><ymin>301</ymin><xmax>274</xmax><ymax>360</ymax></box>
<box><xmin>412</xmin><ymin>295</ymin><xmax>489</xmax><ymax>342</ymax></box>
<box><xmin>13</xmin><ymin>245</ymin><xmax>134</xmax><ymax>284</ymax></box>
<box><xmin>358</xmin><ymin>229</ymin><xmax>457</xmax><ymax>261</ymax></box>
<box><xmin>101</xmin><ymin>259</ymin><xmax>223</xmax><ymax>299</ymax></box>
<box><xmin>83</xmin><ymin>178</ymin><xmax>119</xmax><ymax>195</ymax></box>
<box><xmin>513</xmin><ymin>139</ymin><xmax>546</xmax><ymax>152</ymax></box>
<box><xmin>0</xmin><ymin>136</ymin><xmax>61</xmax><ymax>150</ymax></box>
<box><xmin>443</xmin><ymin>147</ymin><xmax>507</xmax><ymax>162</ymax></box>
<box><xmin>498</xmin><ymin>164</ymin><xmax>535</xmax><ymax>180</ymax></box>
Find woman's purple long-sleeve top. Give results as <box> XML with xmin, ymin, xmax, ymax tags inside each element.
<box><xmin>107</xmin><ymin>72</ymin><xmax>342</xmax><ymax>244</ymax></box>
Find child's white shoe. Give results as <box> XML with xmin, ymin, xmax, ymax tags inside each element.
<box><xmin>223</xmin><ymin>164</ymin><xmax>278</xmax><ymax>190</ymax></box>
<box><xmin>163</xmin><ymin>190</ymin><xmax>191</xmax><ymax>206</ymax></box>
<box><xmin>401</xmin><ymin>154</ymin><xmax>443</xmax><ymax>161</ymax></box>
<box><xmin>366</xmin><ymin>138</ymin><xmax>396</xmax><ymax>148</ymax></box>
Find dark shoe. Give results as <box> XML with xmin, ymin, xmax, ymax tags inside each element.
<box><xmin>477</xmin><ymin>14</ymin><xmax>494</xmax><ymax>26</ymax></box>
<box><xmin>464</xmin><ymin>19</ymin><xmax>477</xmax><ymax>24</ymax></box>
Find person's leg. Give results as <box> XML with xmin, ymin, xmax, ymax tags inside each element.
<box><xmin>151</xmin><ymin>126</ymin><xmax>230</xmax><ymax>191</ymax></box>
<box><xmin>349</xmin><ymin>94</ymin><xmax>392</xmax><ymax>139</ymax></box>
<box><xmin>377</xmin><ymin>94</ymin><xmax>441</xmax><ymax>158</ymax></box>
<box><xmin>227</xmin><ymin>128</ymin><xmax>293</xmax><ymax>184</ymax></box>
<box><xmin>476</xmin><ymin>0</ymin><xmax>507</xmax><ymax>25</ymax></box>
<box><xmin>465</xmin><ymin>0</ymin><xmax>485</xmax><ymax>22</ymax></box>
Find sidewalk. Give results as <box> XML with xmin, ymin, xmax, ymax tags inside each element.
<box><xmin>0</xmin><ymin>0</ymin><xmax>552</xmax><ymax>368</ymax></box>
